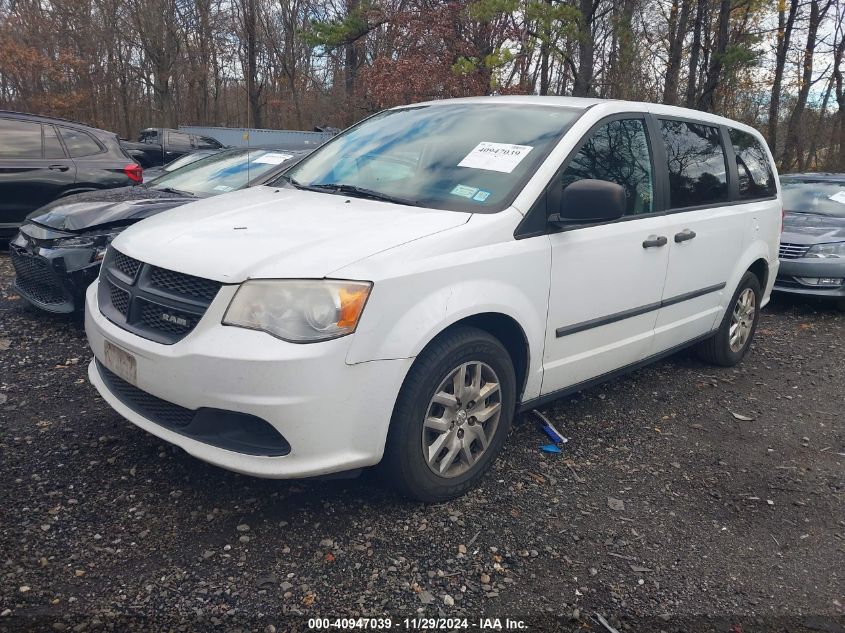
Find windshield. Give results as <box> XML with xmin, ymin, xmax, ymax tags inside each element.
<box><xmin>150</xmin><ymin>148</ymin><xmax>295</xmax><ymax>196</ymax></box>
<box><xmin>279</xmin><ymin>103</ymin><xmax>582</xmax><ymax>212</ymax></box>
<box><xmin>781</xmin><ymin>179</ymin><xmax>845</xmax><ymax>218</ymax></box>
<box><xmin>161</xmin><ymin>151</ymin><xmax>215</xmax><ymax>173</ymax></box>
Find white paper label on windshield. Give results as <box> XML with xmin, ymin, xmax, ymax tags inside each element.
<box><xmin>213</xmin><ymin>185</ymin><xmax>233</xmax><ymax>192</ymax></box>
<box><xmin>254</xmin><ymin>152</ymin><xmax>294</xmax><ymax>165</ymax></box>
<box><xmin>828</xmin><ymin>191</ymin><xmax>845</xmax><ymax>205</ymax></box>
<box><xmin>458</xmin><ymin>142</ymin><xmax>533</xmax><ymax>173</ymax></box>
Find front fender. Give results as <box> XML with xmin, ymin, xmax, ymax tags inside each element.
<box><xmin>343</xmin><ymin>211</ymin><xmax>551</xmax><ymax>401</ymax></box>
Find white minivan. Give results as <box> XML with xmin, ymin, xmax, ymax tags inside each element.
<box><xmin>85</xmin><ymin>97</ymin><xmax>781</xmax><ymax>500</ymax></box>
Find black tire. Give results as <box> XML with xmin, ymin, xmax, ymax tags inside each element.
<box><xmin>696</xmin><ymin>271</ymin><xmax>762</xmax><ymax>367</ymax></box>
<box><xmin>381</xmin><ymin>325</ymin><xmax>516</xmax><ymax>502</ymax></box>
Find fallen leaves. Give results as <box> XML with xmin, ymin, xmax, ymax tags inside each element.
<box><xmin>731</xmin><ymin>412</ymin><xmax>755</xmax><ymax>421</ymax></box>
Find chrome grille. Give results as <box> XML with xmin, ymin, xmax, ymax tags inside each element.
<box><xmin>779</xmin><ymin>242</ymin><xmax>810</xmax><ymax>259</ymax></box>
<box><xmin>98</xmin><ymin>248</ymin><xmax>222</xmax><ymax>344</ymax></box>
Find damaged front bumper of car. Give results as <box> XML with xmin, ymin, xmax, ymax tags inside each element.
<box><xmin>9</xmin><ymin>223</ymin><xmax>124</xmax><ymax>313</ymax></box>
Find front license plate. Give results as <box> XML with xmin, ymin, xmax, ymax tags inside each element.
<box><xmin>103</xmin><ymin>339</ymin><xmax>137</xmax><ymax>385</ymax></box>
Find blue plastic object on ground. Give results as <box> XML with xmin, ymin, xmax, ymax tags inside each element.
<box><xmin>541</xmin><ymin>423</ymin><xmax>565</xmax><ymax>444</ymax></box>
<box><xmin>541</xmin><ymin>444</ymin><xmax>562</xmax><ymax>453</ymax></box>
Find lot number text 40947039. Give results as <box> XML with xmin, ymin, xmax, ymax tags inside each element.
<box><xmin>307</xmin><ymin>618</ymin><xmax>528</xmax><ymax>630</ymax></box>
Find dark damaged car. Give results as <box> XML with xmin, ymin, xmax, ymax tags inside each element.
<box><xmin>775</xmin><ymin>173</ymin><xmax>845</xmax><ymax>309</ymax></box>
<box><xmin>10</xmin><ymin>147</ymin><xmax>307</xmax><ymax>314</ymax></box>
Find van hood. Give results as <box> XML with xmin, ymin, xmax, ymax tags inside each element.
<box><xmin>112</xmin><ymin>186</ymin><xmax>470</xmax><ymax>282</ymax></box>
<box><xmin>28</xmin><ymin>186</ymin><xmax>192</xmax><ymax>232</ymax></box>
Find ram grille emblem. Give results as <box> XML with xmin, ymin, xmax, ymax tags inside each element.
<box><xmin>161</xmin><ymin>313</ymin><xmax>189</xmax><ymax>327</ymax></box>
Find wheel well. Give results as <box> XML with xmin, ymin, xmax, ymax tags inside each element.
<box><xmin>748</xmin><ymin>258</ymin><xmax>768</xmax><ymax>289</ymax></box>
<box><xmin>451</xmin><ymin>313</ymin><xmax>530</xmax><ymax>400</ymax></box>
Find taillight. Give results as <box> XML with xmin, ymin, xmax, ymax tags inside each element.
<box><xmin>124</xmin><ymin>163</ymin><xmax>143</xmax><ymax>183</ymax></box>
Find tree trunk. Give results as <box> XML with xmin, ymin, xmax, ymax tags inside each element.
<box><xmin>831</xmin><ymin>17</ymin><xmax>845</xmax><ymax>170</ymax></box>
<box><xmin>685</xmin><ymin>0</ymin><xmax>703</xmax><ymax>107</ymax></box>
<box><xmin>344</xmin><ymin>0</ymin><xmax>360</xmax><ymax>107</ymax></box>
<box><xmin>663</xmin><ymin>0</ymin><xmax>691</xmax><ymax>105</ymax></box>
<box><xmin>767</xmin><ymin>0</ymin><xmax>799</xmax><ymax>155</ymax></box>
<box><xmin>244</xmin><ymin>0</ymin><xmax>262</xmax><ymax>128</ymax></box>
<box><xmin>782</xmin><ymin>0</ymin><xmax>830</xmax><ymax>170</ymax></box>
<box><xmin>572</xmin><ymin>0</ymin><xmax>594</xmax><ymax>96</ymax></box>
<box><xmin>697</xmin><ymin>0</ymin><xmax>730</xmax><ymax>112</ymax></box>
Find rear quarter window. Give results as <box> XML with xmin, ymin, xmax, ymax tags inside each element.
<box><xmin>729</xmin><ymin>129</ymin><xmax>776</xmax><ymax>199</ymax></box>
<box><xmin>59</xmin><ymin>127</ymin><xmax>103</xmax><ymax>157</ymax></box>
<box><xmin>659</xmin><ymin>119</ymin><xmax>728</xmax><ymax>209</ymax></box>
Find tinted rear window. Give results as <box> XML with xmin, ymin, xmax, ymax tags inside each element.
<box><xmin>659</xmin><ymin>120</ymin><xmax>728</xmax><ymax>208</ymax></box>
<box><xmin>0</xmin><ymin>118</ymin><xmax>42</xmax><ymax>158</ymax></box>
<box><xmin>730</xmin><ymin>129</ymin><xmax>775</xmax><ymax>200</ymax></box>
<box><xmin>60</xmin><ymin>128</ymin><xmax>102</xmax><ymax>157</ymax></box>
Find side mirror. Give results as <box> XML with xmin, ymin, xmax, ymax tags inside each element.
<box><xmin>549</xmin><ymin>179</ymin><xmax>626</xmax><ymax>226</ymax></box>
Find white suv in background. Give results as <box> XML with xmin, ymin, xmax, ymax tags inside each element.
<box><xmin>84</xmin><ymin>97</ymin><xmax>781</xmax><ymax>500</ymax></box>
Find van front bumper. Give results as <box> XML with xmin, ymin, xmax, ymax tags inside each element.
<box><xmin>85</xmin><ymin>282</ymin><xmax>413</xmax><ymax>478</ymax></box>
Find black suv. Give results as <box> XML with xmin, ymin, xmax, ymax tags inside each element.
<box><xmin>0</xmin><ymin>111</ymin><xmax>142</xmax><ymax>237</ymax></box>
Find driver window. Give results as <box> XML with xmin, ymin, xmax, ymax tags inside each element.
<box><xmin>561</xmin><ymin>118</ymin><xmax>654</xmax><ymax>215</ymax></box>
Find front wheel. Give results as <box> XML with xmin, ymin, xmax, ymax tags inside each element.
<box><xmin>381</xmin><ymin>326</ymin><xmax>516</xmax><ymax>502</ymax></box>
<box><xmin>696</xmin><ymin>271</ymin><xmax>762</xmax><ymax>366</ymax></box>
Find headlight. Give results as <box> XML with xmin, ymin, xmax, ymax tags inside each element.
<box><xmin>805</xmin><ymin>242</ymin><xmax>845</xmax><ymax>258</ymax></box>
<box><xmin>58</xmin><ymin>229</ymin><xmax>125</xmax><ymax>260</ymax></box>
<box><xmin>223</xmin><ymin>279</ymin><xmax>372</xmax><ymax>342</ymax></box>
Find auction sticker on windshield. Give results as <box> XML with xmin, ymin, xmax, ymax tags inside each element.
<box><xmin>458</xmin><ymin>142</ymin><xmax>533</xmax><ymax>173</ymax></box>
<box><xmin>103</xmin><ymin>339</ymin><xmax>137</xmax><ymax>386</ymax></box>
<box><xmin>254</xmin><ymin>152</ymin><xmax>294</xmax><ymax>165</ymax></box>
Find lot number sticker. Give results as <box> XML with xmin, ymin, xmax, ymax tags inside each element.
<box><xmin>254</xmin><ymin>152</ymin><xmax>294</xmax><ymax>165</ymax></box>
<box><xmin>458</xmin><ymin>142</ymin><xmax>533</xmax><ymax>173</ymax></box>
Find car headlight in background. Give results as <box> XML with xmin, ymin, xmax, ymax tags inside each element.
<box><xmin>223</xmin><ymin>279</ymin><xmax>372</xmax><ymax>342</ymax></box>
<box><xmin>805</xmin><ymin>241</ymin><xmax>845</xmax><ymax>258</ymax></box>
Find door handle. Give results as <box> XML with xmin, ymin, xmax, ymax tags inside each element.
<box><xmin>48</xmin><ymin>164</ymin><xmax>70</xmax><ymax>172</ymax></box>
<box><xmin>674</xmin><ymin>229</ymin><xmax>697</xmax><ymax>243</ymax></box>
<box><xmin>642</xmin><ymin>235</ymin><xmax>668</xmax><ymax>249</ymax></box>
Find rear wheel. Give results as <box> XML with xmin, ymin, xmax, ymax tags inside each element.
<box><xmin>696</xmin><ymin>271</ymin><xmax>761</xmax><ymax>366</ymax></box>
<box><xmin>382</xmin><ymin>326</ymin><xmax>515</xmax><ymax>501</ymax></box>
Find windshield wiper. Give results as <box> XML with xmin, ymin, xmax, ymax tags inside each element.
<box><xmin>787</xmin><ymin>209</ymin><xmax>837</xmax><ymax>217</ymax></box>
<box><xmin>301</xmin><ymin>183</ymin><xmax>418</xmax><ymax>206</ymax></box>
<box><xmin>154</xmin><ymin>186</ymin><xmax>197</xmax><ymax>197</ymax></box>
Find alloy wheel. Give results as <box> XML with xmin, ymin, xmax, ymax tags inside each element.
<box><xmin>421</xmin><ymin>361</ymin><xmax>502</xmax><ymax>478</ymax></box>
<box><xmin>729</xmin><ymin>287</ymin><xmax>756</xmax><ymax>352</ymax></box>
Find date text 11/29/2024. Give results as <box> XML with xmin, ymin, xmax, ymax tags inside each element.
<box><xmin>307</xmin><ymin>618</ymin><xmax>528</xmax><ymax>630</ymax></box>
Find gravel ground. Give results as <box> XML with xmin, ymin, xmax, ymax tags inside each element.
<box><xmin>0</xmin><ymin>250</ymin><xmax>843</xmax><ymax>633</ymax></box>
